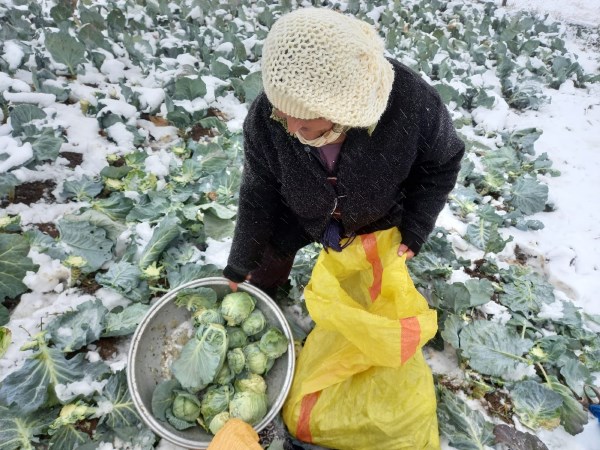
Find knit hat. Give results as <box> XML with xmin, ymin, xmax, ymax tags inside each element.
<box><xmin>261</xmin><ymin>8</ymin><xmax>394</xmax><ymax>128</ymax></box>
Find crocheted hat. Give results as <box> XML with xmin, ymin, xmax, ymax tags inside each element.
<box><xmin>261</xmin><ymin>8</ymin><xmax>394</xmax><ymax>128</ymax></box>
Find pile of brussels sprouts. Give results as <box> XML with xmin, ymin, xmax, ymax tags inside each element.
<box><xmin>151</xmin><ymin>287</ymin><xmax>289</xmax><ymax>435</ymax></box>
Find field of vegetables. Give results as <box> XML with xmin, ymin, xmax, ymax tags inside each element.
<box><xmin>1</xmin><ymin>0</ymin><xmax>600</xmax><ymax>449</ymax></box>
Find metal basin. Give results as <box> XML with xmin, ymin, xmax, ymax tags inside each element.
<box><xmin>127</xmin><ymin>277</ymin><xmax>295</xmax><ymax>449</ymax></box>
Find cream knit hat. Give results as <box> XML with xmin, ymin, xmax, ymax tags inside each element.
<box><xmin>261</xmin><ymin>8</ymin><xmax>394</xmax><ymax>128</ymax></box>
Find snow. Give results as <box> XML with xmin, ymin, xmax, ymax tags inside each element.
<box><xmin>2</xmin><ymin>40</ymin><xmax>25</xmax><ymax>70</ymax></box>
<box><xmin>2</xmin><ymin>91</ymin><xmax>57</xmax><ymax>107</ymax></box>
<box><xmin>0</xmin><ymin>135</ymin><xmax>33</xmax><ymax>172</ymax></box>
<box><xmin>55</xmin><ymin>375</ymin><xmax>108</xmax><ymax>402</ymax></box>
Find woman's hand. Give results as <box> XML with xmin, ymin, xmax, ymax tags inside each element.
<box><xmin>228</xmin><ymin>274</ymin><xmax>252</xmax><ymax>292</ymax></box>
<box><xmin>397</xmin><ymin>243</ymin><xmax>415</xmax><ymax>260</ymax></box>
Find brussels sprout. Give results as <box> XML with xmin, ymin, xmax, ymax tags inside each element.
<box><xmin>243</xmin><ymin>343</ymin><xmax>269</xmax><ymax>375</ymax></box>
<box><xmin>221</xmin><ymin>292</ymin><xmax>255</xmax><ymax>326</ymax></box>
<box><xmin>200</xmin><ymin>384</ymin><xmax>233</xmax><ymax>422</ymax></box>
<box><xmin>193</xmin><ymin>307</ymin><xmax>224</xmax><ymax>326</ymax></box>
<box><xmin>229</xmin><ymin>391</ymin><xmax>268</xmax><ymax>426</ymax></box>
<box><xmin>172</xmin><ymin>391</ymin><xmax>201</xmax><ymax>422</ymax></box>
<box><xmin>241</xmin><ymin>309</ymin><xmax>266</xmax><ymax>336</ymax></box>
<box><xmin>234</xmin><ymin>372</ymin><xmax>267</xmax><ymax>394</ymax></box>
<box><xmin>209</xmin><ymin>411</ymin><xmax>230</xmax><ymax>435</ymax></box>
<box><xmin>174</xmin><ymin>287</ymin><xmax>218</xmax><ymax>311</ymax></box>
<box><xmin>214</xmin><ymin>361</ymin><xmax>235</xmax><ymax>385</ymax></box>
<box><xmin>259</xmin><ymin>327</ymin><xmax>289</xmax><ymax>359</ymax></box>
<box><xmin>227</xmin><ymin>348</ymin><xmax>245</xmax><ymax>375</ymax></box>
<box><xmin>226</xmin><ymin>327</ymin><xmax>248</xmax><ymax>348</ymax></box>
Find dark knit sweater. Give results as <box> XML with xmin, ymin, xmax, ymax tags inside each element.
<box><xmin>224</xmin><ymin>59</ymin><xmax>465</xmax><ymax>282</ymax></box>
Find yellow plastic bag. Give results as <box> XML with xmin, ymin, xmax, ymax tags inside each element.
<box><xmin>282</xmin><ymin>228</ymin><xmax>440</xmax><ymax>450</ymax></box>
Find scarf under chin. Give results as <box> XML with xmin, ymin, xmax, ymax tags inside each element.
<box><xmin>295</xmin><ymin>124</ymin><xmax>346</xmax><ymax>147</ymax></box>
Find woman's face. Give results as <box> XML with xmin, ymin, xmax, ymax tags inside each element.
<box><xmin>273</xmin><ymin>108</ymin><xmax>334</xmax><ymax>140</ymax></box>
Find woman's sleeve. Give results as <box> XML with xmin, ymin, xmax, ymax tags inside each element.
<box><xmin>399</xmin><ymin>94</ymin><xmax>465</xmax><ymax>254</ymax></box>
<box><xmin>224</xmin><ymin>110</ymin><xmax>282</xmax><ymax>279</ymax></box>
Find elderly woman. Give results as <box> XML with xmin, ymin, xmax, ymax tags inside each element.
<box><xmin>223</xmin><ymin>8</ymin><xmax>464</xmax><ymax>297</ymax></box>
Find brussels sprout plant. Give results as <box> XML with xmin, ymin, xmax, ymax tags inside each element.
<box><xmin>150</xmin><ymin>287</ymin><xmax>289</xmax><ymax>435</ymax></box>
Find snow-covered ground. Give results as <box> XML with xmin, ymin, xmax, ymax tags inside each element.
<box><xmin>447</xmin><ymin>2</ymin><xmax>600</xmax><ymax>448</ymax></box>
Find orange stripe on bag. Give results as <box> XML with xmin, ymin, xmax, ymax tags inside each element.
<box><xmin>360</xmin><ymin>234</ymin><xmax>383</xmax><ymax>302</ymax></box>
<box><xmin>400</xmin><ymin>317</ymin><xmax>421</xmax><ymax>363</ymax></box>
<box><xmin>296</xmin><ymin>391</ymin><xmax>321</xmax><ymax>443</ymax></box>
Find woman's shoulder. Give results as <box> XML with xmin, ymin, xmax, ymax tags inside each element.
<box><xmin>386</xmin><ymin>58</ymin><xmax>441</xmax><ymax>103</ymax></box>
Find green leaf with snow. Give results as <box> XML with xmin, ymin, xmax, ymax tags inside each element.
<box><xmin>61</xmin><ymin>175</ymin><xmax>103</xmax><ymax>201</ymax></box>
<box><xmin>96</xmin><ymin>261</ymin><xmax>141</xmax><ymax>296</ymax></box>
<box><xmin>31</xmin><ymin>132</ymin><xmax>63</xmax><ymax>162</ymax></box>
<box><xmin>9</xmin><ymin>104</ymin><xmax>46</xmax><ymax>136</ymax></box>
<box><xmin>106</xmin><ymin>8</ymin><xmax>126</xmax><ymax>33</ymax></box>
<box><xmin>459</xmin><ymin>320</ymin><xmax>533</xmax><ymax>378</ymax></box>
<box><xmin>167</xmin><ymin>263</ymin><xmax>221</xmax><ymax>289</ymax></box>
<box><xmin>465</xmin><ymin>279</ymin><xmax>494</xmax><ymax>306</ymax></box>
<box><xmin>56</xmin><ymin>220</ymin><xmax>113</xmax><ymax>272</ymax></box>
<box><xmin>173</xmin><ymin>76</ymin><xmax>207</xmax><ymax>100</ymax></box>
<box><xmin>509</xmin><ymin>177</ymin><xmax>548</xmax><ymax>215</ymax></box>
<box><xmin>95</xmin><ymin>371</ymin><xmax>140</xmax><ymax>429</ymax></box>
<box><xmin>203</xmin><ymin>212</ymin><xmax>235</xmax><ymax>240</ymax></box>
<box><xmin>0</xmin><ymin>343</ymin><xmax>85</xmax><ymax>413</ymax></box>
<box><xmin>199</xmin><ymin>202</ymin><xmax>237</xmax><ymax>220</ymax></box>
<box><xmin>511</xmin><ymin>380</ymin><xmax>562</xmax><ymax>430</ymax></box>
<box><xmin>92</xmin><ymin>193</ymin><xmax>135</xmax><ymax>222</ymax></box>
<box><xmin>199</xmin><ymin>117</ymin><xmax>228</xmax><ymax>135</ymax></box>
<box><xmin>483</xmin><ymin>147</ymin><xmax>520</xmax><ymax>175</ymax></box>
<box><xmin>500</xmin><ymin>272</ymin><xmax>554</xmax><ymax>314</ymax></box>
<box><xmin>0</xmin><ymin>233</ymin><xmax>39</xmax><ymax>301</ymax></box>
<box><xmin>0</xmin><ymin>174</ymin><xmax>19</xmax><ymax>198</ymax></box>
<box><xmin>45</xmin><ymin>31</ymin><xmax>86</xmax><ymax>75</ymax></box>
<box><xmin>47</xmin><ymin>300</ymin><xmax>108</xmax><ymax>352</ymax></box>
<box><xmin>48</xmin><ymin>424</ymin><xmax>92</xmax><ymax>449</ymax></box>
<box><xmin>437</xmin><ymin>386</ymin><xmax>495</xmax><ymax>450</ymax></box>
<box><xmin>558</xmin><ymin>356</ymin><xmax>591</xmax><ymax>396</ymax></box>
<box><xmin>172</xmin><ymin>159</ymin><xmax>203</xmax><ymax>184</ymax></box>
<box><xmin>465</xmin><ymin>220</ymin><xmax>512</xmax><ymax>254</ymax></box>
<box><xmin>139</xmin><ymin>215</ymin><xmax>182</xmax><ymax>269</ymax></box>
<box><xmin>238</xmin><ymin>71</ymin><xmax>263</xmax><ymax>104</ymax></box>
<box><xmin>199</xmin><ymin>151</ymin><xmax>229</xmax><ymax>173</ymax></box>
<box><xmin>102</xmin><ymin>303</ymin><xmax>151</xmax><ymax>337</ymax></box>
<box><xmin>0</xmin><ymin>406</ymin><xmax>55</xmax><ymax>450</ymax></box>
<box><xmin>62</xmin><ymin>210</ymin><xmax>126</xmax><ymax>243</ymax></box>
<box><xmin>432</xmin><ymin>281</ymin><xmax>470</xmax><ymax>313</ymax></box>
<box><xmin>126</xmin><ymin>194</ymin><xmax>172</xmax><ymax>222</ymax></box>
<box><xmin>79</xmin><ymin>23</ymin><xmax>111</xmax><ymax>51</ymax></box>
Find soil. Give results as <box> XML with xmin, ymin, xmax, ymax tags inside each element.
<box><xmin>464</xmin><ymin>258</ymin><xmax>501</xmax><ymax>282</ymax></box>
<box><xmin>78</xmin><ymin>276</ymin><xmax>102</xmax><ymax>295</ymax></box>
<box><xmin>36</xmin><ymin>222</ymin><xmax>59</xmax><ymax>238</ymax></box>
<box><xmin>484</xmin><ymin>390</ymin><xmax>513</xmax><ymax>423</ymax></box>
<box><xmin>95</xmin><ymin>336</ymin><xmax>123</xmax><ymax>360</ymax></box>
<box><xmin>60</xmin><ymin>151</ymin><xmax>83</xmax><ymax>168</ymax></box>
<box><xmin>1</xmin><ymin>180</ymin><xmax>56</xmax><ymax>207</ymax></box>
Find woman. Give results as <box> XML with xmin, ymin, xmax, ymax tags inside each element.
<box><xmin>223</xmin><ymin>8</ymin><xmax>464</xmax><ymax>297</ymax></box>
